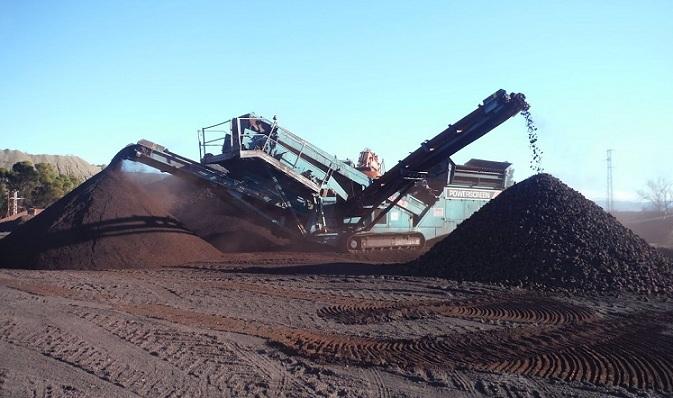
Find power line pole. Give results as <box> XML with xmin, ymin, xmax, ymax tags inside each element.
<box><xmin>6</xmin><ymin>190</ymin><xmax>23</xmax><ymax>218</ymax></box>
<box><xmin>606</xmin><ymin>149</ymin><xmax>614</xmax><ymax>213</ymax></box>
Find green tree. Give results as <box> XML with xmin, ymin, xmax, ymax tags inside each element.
<box><xmin>35</xmin><ymin>163</ymin><xmax>58</xmax><ymax>185</ymax></box>
<box><xmin>0</xmin><ymin>162</ymin><xmax>83</xmax><ymax>211</ymax></box>
<box><xmin>32</xmin><ymin>163</ymin><xmax>61</xmax><ymax>207</ymax></box>
<box><xmin>58</xmin><ymin>174</ymin><xmax>81</xmax><ymax>194</ymax></box>
<box><xmin>0</xmin><ymin>186</ymin><xmax>5</xmax><ymax>214</ymax></box>
<box><xmin>7</xmin><ymin>161</ymin><xmax>39</xmax><ymax>206</ymax></box>
<box><xmin>0</xmin><ymin>169</ymin><xmax>7</xmax><ymax>216</ymax></box>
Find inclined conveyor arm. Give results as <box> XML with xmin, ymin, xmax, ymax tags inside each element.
<box><xmin>111</xmin><ymin>142</ymin><xmax>302</xmax><ymax>237</ymax></box>
<box><xmin>344</xmin><ymin>90</ymin><xmax>528</xmax><ymax>222</ymax></box>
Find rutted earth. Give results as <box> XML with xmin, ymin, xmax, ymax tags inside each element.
<box><xmin>1</xmin><ymin>258</ymin><xmax>672</xmax><ymax>397</ymax></box>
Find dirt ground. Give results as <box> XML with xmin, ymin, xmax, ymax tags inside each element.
<box><xmin>1</xmin><ymin>253</ymin><xmax>672</xmax><ymax>397</ymax></box>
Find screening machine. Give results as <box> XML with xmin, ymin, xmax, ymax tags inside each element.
<box><xmin>113</xmin><ymin>89</ymin><xmax>528</xmax><ymax>251</ymax></box>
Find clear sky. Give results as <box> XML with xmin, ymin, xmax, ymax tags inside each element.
<box><xmin>1</xmin><ymin>1</ymin><xmax>672</xmax><ymax>202</ymax></box>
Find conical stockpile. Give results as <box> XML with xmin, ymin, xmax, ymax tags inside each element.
<box><xmin>0</xmin><ymin>162</ymin><xmax>222</xmax><ymax>270</ymax></box>
<box><xmin>413</xmin><ymin>174</ymin><xmax>673</xmax><ymax>295</ymax></box>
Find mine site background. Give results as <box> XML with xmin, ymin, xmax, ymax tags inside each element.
<box><xmin>2</xmin><ymin>153</ymin><xmax>672</xmax><ymax>252</ymax></box>
<box><xmin>1</xmin><ymin>2</ymin><xmax>672</xmax><ymax>202</ymax></box>
<box><xmin>2</xmin><ymin>2</ymin><xmax>673</xmax><ymax>397</ymax></box>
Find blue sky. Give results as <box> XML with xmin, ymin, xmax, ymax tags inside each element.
<box><xmin>1</xmin><ymin>1</ymin><xmax>672</xmax><ymax>202</ymax></box>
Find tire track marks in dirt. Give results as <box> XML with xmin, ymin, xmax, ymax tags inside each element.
<box><xmin>364</xmin><ymin>368</ymin><xmax>391</xmax><ymax>398</ymax></box>
<box><xmin>0</xmin><ymin>320</ymin><xmax>151</xmax><ymax>397</ymax></box>
<box><xmin>0</xmin><ymin>335</ymin><xmax>134</xmax><ymax>398</ymax></box>
<box><xmin>479</xmin><ymin>318</ymin><xmax>673</xmax><ymax>392</ymax></box>
<box><xmin>4</xmin><ymin>276</ymin><xmax>673</xmax><ymax>393</ymax></box>
<box><xmin>67</xmin><ymin>305</ymin><xmax>365</xmax><ymax>397</ymax></box>
<box><xmin>0</xmin><ymin>370</ymin><xmax>85</xmax><ymax>398</ymax></box>
<box><xmin>0</xmin><ymin>278</ymin><xmax>81</xmax><ymax>300</ymax></box>
<box><xmin>69</xmin><ymin>308</ymin><xmax>285</xmax><ymax>397</ymax></box>
<box><xmin>289</xmin><ymin>315</ymin><xmax>673</xmax><ymax>393</ymax></box>
<box><xmin>0</xmin><ymin>302</ymin><xmax>220</xmax><ymax>397</ymax></box>
<box><xmin>318</xmin><ymin>294</ymin><xmax>597</xmax><ymax>325</ymax></box>
<box><xmin>7</xmin><ymin>327</ymin><xmax>205</xmax><ymax>397</ymax></box>
<box><xmin>136</xmin><ymin>270</ymin><xmax>447</xmax><ymax>303</ymax></box>
<box><xmin>169</xmin><ymin>276</ymin><xmax>596</xmax><ymax>328</ymax></box>
<box><xmin>0</xmin><ymin>368</ymin><xmax>6</xmax><ymax>395</ymax></box>
<box><xmin>163</xmin><ymin>278</ymin><xmax>398</xmax><ymax>307</ymax></box>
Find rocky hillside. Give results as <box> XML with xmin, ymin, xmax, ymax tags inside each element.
<box><xmin>0</xmin><ymin>149</ymin><xmax>102</xmax><ymax>180</ymax></box>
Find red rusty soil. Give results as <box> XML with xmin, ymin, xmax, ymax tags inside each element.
<box><xmin>1</xmin><ymin>263</ymin><xmax>672</xmax><ymax>397</ymax></box>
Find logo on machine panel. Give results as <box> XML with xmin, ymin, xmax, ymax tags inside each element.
<box><xmin>445</xmin><ymin>188</ymin><xmax>500</xmax><ymax>200</ymax></box>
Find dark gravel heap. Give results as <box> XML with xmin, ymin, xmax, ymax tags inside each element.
<box><xmin>412</xmin><ymin>174</ymin><xmax>673</xmax><ymax>295</ymax></box>
<box><xmin>660</xmin><ymin>247</ymin><xmax>673</xmax><ymax>262</ymax></box>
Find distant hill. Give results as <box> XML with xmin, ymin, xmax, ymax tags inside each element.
<box><xmin>0</xmin><ymin>149</ymin><xmax>102</xmax><ymax>180</ymax></box>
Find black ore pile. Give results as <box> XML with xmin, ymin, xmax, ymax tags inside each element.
<box><xmin>412</xmin><ymin>174</ymin><xmax>673</xmax><ymax>295</ymax></box>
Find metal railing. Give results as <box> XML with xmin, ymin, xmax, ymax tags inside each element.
<box><xmin>199</xmin><ymin>116</ymin><xmax>370</xmax><ymax>190</ymax></box>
